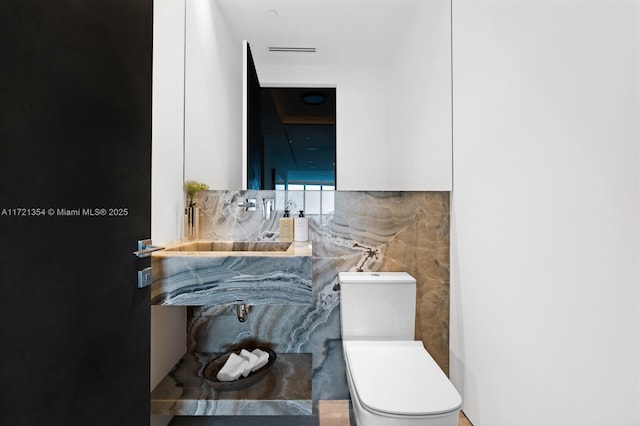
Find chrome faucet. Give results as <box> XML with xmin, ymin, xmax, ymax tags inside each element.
<box><xmin>262</xmin><ymin>198</ymin><xmax>274</xmax><ymax>220</ymax></box>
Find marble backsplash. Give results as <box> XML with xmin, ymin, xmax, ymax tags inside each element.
<box><xmin>187</xmin><ymin>190</ymin><xmax>450</xmax><ymax>400</ymax></box>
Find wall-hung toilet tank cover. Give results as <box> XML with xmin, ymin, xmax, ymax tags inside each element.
<box><xmin>345</xmin><ymin>341</ymin><xmax>462</xmax><ymax>416</ymax></box>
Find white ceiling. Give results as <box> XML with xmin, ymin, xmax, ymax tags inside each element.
<box><xmin>214</xmin><ymin>0</ymin><xmax>425</xmax><ymax>67</ymax></box>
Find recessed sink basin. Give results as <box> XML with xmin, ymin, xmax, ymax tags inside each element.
<box><xmin>164</xmin><ymin>241</ymin><xmax>292</xmax><ymax>252</ymax></box>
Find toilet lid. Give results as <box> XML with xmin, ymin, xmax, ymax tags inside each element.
<box><xmin>344</xmin><ymin>340</ymin><xmax>462</xmax><ymax>416</ymax></box>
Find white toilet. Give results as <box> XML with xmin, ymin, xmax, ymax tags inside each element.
<box><xmin>339</xmin><ymin>272</ymin><xmax>462</xmax><ymax>426</ymax></box>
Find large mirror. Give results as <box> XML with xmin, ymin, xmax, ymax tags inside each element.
<box><xmin>246</xmin><ymin>41</ymin><xmax>337</xmax><ymax>190</ymax></box>
<box><xmin>184</xmin><ymin>0</ymin><xmax>452</xmax><ymax>191</ymax></box>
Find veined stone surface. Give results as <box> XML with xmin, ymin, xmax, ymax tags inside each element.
<box><xmin>182</xmin><ymin>190</ymin><xmax>450</xmax><ymax>400</ymax></box>
<box><xmin>150</xmin><ymin>352</ymin><xmax>312</xmax><ymax>416</ymax></box>
<box><xmin>151</xmin><ymin>253</ymin><xmax>312</xmax><ymax>306</ymax></box>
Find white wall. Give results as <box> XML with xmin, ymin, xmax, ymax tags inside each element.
<box><xmin>386</xmin><ymin>0</ymin><xmax>451</xmax><ymax>190</ymax></box>
<box><xmin>450</xmin><ymin>1</ymin><xmax>640</xmax><ymax>425</ymax></box>
<box><xmin>151</xmin><ymin>1</ymin><xmax>188</xmax><ymax>425</ymax></box>
<box><xmin>152</xmin><ymin>0</ymin><xmax>187</xmax><ymax>245</ymax></box>
<box><xmin>184</xmin><ymin>0</ymin><xmax>243</xmax><ymax>190</ymax></box>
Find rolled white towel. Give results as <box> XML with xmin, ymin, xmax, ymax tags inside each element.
<box><xmin>251</xmin><ymin>348</ymin><xmax>270</xmax><ymax>371</ymax></box>
<box><xmin>216</xmin><ymin>353</ymin><xmax>248</xmax><ymax>382</ymax></box>
<box><xmin>239</xmin><ymin>349</ymin><xmax>259</xmax><ymax>377</ymax></box>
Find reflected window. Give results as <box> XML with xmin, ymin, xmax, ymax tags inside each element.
<box><xmin>250</xmin><ymin>86</ymin><xmax>336</xmax><ymax>190</ymax></box>
<box><xmin>275</xmin><ymin>185</ymin><xmax>335</xmax><ymax>215</ymax></box>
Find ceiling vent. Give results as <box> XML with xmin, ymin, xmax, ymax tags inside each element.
<box><xmin>268</xmin><ymin>47</ymin><xmax>316</xmax><ymax>53</ymax></box>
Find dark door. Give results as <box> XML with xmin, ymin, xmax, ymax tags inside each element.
<box><xmin>0</xmin><ymin>1</ymin><xmax>152</xmax><ymax>425</ymax></box>
<box><xmin>245</xmin><ymin>42</ymin><xmax>263</xmax><ymax>190</ymax></box>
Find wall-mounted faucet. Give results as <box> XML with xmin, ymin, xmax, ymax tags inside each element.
<box><xmin>262</xmin><ymin>198</ymin><xmax>274</xmax><ymax>220</ymax></box>
<box><xmin>237</xmin><ymin>198</ymin><xmax>257</xmax><ymax>212</ymax></box>
<box><xmin>236</xmin><ymin>303</ymin><xmax>249</xmax><ymax>322</ymax></box>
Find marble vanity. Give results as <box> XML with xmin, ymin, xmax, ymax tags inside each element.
<box><xmin>150</xmin><ymin>238</ymin><xmax>314</xmax><ymax>417</ymax></box>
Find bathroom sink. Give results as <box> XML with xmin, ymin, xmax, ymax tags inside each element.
<box><xmin>164</xmin><ymin>240</ymin><xmax>292</xmax><ymax>252</ymax></box>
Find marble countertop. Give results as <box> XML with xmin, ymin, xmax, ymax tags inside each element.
<box><xmin>153</xmin><ymin>240</ymin><xmax>313</xmax><ymax>258</ymax></box>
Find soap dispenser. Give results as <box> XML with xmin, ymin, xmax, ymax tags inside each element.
<box><xmin>294</xmin><ymin>210</ymin><xmax>309</xmax><ymax>243</ymax></box>
<box><xmin>279</xmin><ymin>210</ymin><xmax>294</xmax><ymax>242</ymax></box>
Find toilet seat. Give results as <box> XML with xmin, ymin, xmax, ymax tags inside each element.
<box><xmin>343</xmin><ymin>340</ymin><xmax>462</xmax><ymax>417</ymax></box>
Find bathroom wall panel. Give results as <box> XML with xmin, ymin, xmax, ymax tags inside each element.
<box><xmin>187</xmin><ymin>190</ymin><xmax>450</xmax><ymax>399</ymax></box>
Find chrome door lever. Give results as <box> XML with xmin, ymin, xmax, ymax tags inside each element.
<box><xmin>133</xmin><ymin>239</ymin><xmax>165</xmax><ymax>258</ymax></box>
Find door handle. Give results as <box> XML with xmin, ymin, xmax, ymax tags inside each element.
<box><xmin>133</xmin><ymin>239</ymin><xmax>165</xmax><ymax>258</ymax></box>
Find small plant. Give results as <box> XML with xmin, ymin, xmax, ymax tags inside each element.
<box><xmin>184</xmin><ymin>180</ymin><xmax>209</xmax><ymax>208</ymax></box>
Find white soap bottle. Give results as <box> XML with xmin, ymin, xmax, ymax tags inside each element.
<box><xmin>294</xmin><ymin>210</ymin><xmax>308</xmax><ymax>243</ymax></box>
